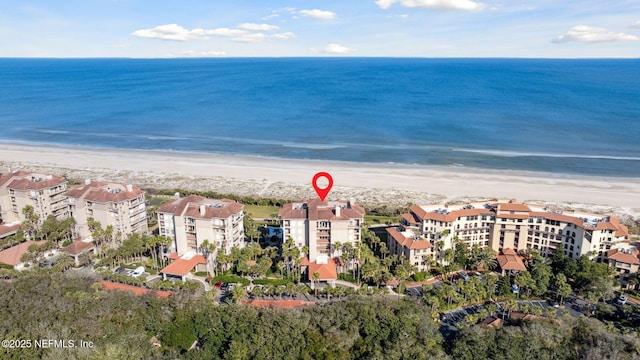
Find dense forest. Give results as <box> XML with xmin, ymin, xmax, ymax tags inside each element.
<box><xmin>1</xmin><ymin>272</ymin><xmax>639</xmax><ymax>359</ymax></box>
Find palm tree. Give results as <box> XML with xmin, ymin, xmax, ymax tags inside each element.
<box><xmin>21</xmin><ymin>205</ymin><xmax>40</xmax><ymax>240</ymax></box>
<box><xmin>312</xmin><ymin>272</ymin><xmax>321</xmax><ymax>297</ymax></box>
<box><xmin>199</xmin><ymin>239</ymin><xmax>217</xmax><ymax>276</ymax></box>
<box><xmin>486</xmin><ymin>303</ymin><xmax>498</xmax><ymax>317</ymax></box>
<box><xmin>230</xmin><ymin>286</ymin><xmax>247</xmax><ymax>304</ymax></box>
<box><xmin>57</xmin><ymin>254</ymin><xmax>75</xmax><ymax>271</ymax></box>
<box><xmin>503</xmin><ymin>299</ymin><xmax>518</xmax><ymax>319</ymax></box>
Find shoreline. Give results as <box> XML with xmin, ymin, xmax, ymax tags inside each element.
<box><xmin>1</xmin><ymin>142</ymin><xmax>639</xmax><ymax>217</ymax></box>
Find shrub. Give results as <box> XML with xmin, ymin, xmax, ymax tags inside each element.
<box><xmin>412</xmin><ymin>272</ymin><xmax>428</xmax><ymax>282</ymax></box>
<box><xmin>253</xmin><ymin>278</ymin><xmax>292</xmax><ymax>286</ymax></box>
<box><xmin>211</xmin><ymin>274</ymin><xmax>249</xmax><ymax>286</ymax></box>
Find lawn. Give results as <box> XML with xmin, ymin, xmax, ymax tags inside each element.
<box><xmin>244</xmin><ymin>205</ymin><xmax>280</xmax><ymax>219</ymax></box>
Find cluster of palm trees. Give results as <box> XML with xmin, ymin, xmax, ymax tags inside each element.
<box><xmin>95</xmin><ymin>232</ymin><xmax>173</xmax><ymax>271</ymax></box>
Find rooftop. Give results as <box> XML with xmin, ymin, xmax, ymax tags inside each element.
<box><xmin>157</xmin><ymin>195</ymin><xmax>243</xmax><ymax>219</ymax></box>
<box><xmin>496</xmin><ymin>248</ymin><xmax>526</xmax><ymax>271</ymax></box>
<box><xmin>279</xmin><ymin>198</ymin><xmax>365</xmax><ymax>221</ymax></box>
<box><xmin>65</xmin><ymin>181</ymin><xmax>144</xmax><ymax>203</ymax></box>
<box><xmin>0</xmin><ymin>171</ymin><xmax>66</xmax><ymax>191</ymax></box>
<box><xmin>161</xmin><ymin>252</ymin><xmax>207</xmax><ymax>276</ymax></box>
<box><xmin>0</xmin><ymin>240</ymin><xmax>45</xmax><ymax>266</ymax></box>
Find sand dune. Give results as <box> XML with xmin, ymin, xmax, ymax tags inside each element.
<box><xmin>1</xmin><ymin>142</ymin><xmax>639</xmax><ymax>217</ymax></box>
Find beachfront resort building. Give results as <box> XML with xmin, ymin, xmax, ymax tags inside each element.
<box><xmin>65</xmin><ymin>180</ymin><xmax>148</xmax><ymax>240</ymax></box>
<box><xmin>0</xmin><ymin>170</ymin><xmax>68</xmax><ymax>226</ymax></box>
<box><xmin>279</xmin><ymin>198</ymin><xmax>365</xmax><ymax>284</ymax></box>
<box><xmin>157</xmin><ymin>194</ymin><xmax>245</xmax><ymax>257</ymax></box>
<box><xmin>399</xmin><ymin>200</ymin><xmax>630</xmax><ymax>263</ymax></box>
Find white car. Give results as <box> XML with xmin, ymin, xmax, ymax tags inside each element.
<box><xmin>617</xmin><ymin>294</ymin><xmax>628</xmax><ymax>305</ymax></box>
<box><xmin>130</xmin><ymin>266</ymin><xmax>145</xmax><ymax>278</ymax></box>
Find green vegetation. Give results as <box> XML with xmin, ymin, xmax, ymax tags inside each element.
<box><xmin>2</xmin><ymin>272</ymin><xmax>638</xmax><ymax>359</ymax></box>
<box><xmin>252</xmin><ymin>278</ymin><xmax>292</xmax><ymax>286</ymax></box>
<box><xmin>211</xmin><ymin>274</ymin><xmax>250</xmax><ymax>286</ymax></box>
<box><xmin>452</xmin><ymin>317</ymin><xmax>640</xmax><ymax>360</ymax></box>
<box><xmin>365</xmin><ymin>214</ymin><xmax>402</xmax><ymax>225</ymax></box>
<box><xmin>243</xmin><ymin>204</ymin><xmax>280</xmax><ymax>219</ymax></box>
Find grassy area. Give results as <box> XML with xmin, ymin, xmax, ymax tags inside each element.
<box><xmin>211</xmin><ymin>274</ymin><xmax>250</xmax><ymax>286</ymax></box>
<box><xmin>244</xmin><ymin>204</ymin><xmax>280</xmax><ymax>218</ymax></box>
<box><xmin>365</xmin><ymin>215</ymin><xmax>401</xmax><ymax>225</ymax></box>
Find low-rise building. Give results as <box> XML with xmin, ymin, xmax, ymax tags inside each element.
<box><xmin>157</xmin><ymin>195</ymin><xmax>244</xmax><ymax>257</ymax></box>
<box><xmin>385</xmin><ymin>226</ymin><xmax>433</xmax><ymax>272</ymax></box>
<box><xmin>0</xmin><ymin>170</ymin><xmax>68</xmax><ymax>225</ymax></box>
<box><xmin>65</xmin><ymin>180</ymin><xmax>147</xmax><ymax>240</ymax></box>
<box><xmin>606</xmin><ymin>242</ymin><xmax>639</xmax><ymax>288</ymax></box>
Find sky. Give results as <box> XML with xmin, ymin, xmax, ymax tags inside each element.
<box><xmin>1</xmin><ymin>0</ymin><xmax>639</xmax><ymax>58</ymax></box>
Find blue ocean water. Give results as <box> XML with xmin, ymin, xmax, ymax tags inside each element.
<box><xmin>0</xmin><ymin>58</ymin><xmax>639</xmax><ymax>176</ymax></box>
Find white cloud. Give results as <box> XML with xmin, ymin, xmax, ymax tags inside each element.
<box><xmin>299</xmin><ymin>9</ymin><xmax>336</xmax><ymax>20</ymax></box>
<box><xmin>271</xmin><ymin>32</ymin><xmax>296</xmax><ymax>40</ymax></box>
<box><xmin>204</xmin><ymin>28</ymin><xmax>247</xmax><ymax>37</ymax></box>
<box><xmin>232</xmin><ymin>33</ymin><xmax>266</xmax><ymax>43</ymax></box>
<box><xmin>375</xmin><ymin>0</ymin><xmax>484</xmax><ymax>11</ymax></box>
<box><xmin>237</xmin><ymin>23</ymin><xmax>279</xmax><ymax>31</ymax></box>
<box><xmin>262</xmin><ymin>13</ymin><xmax>279</xmax><ymax>20</ymax></box>
<box><xmin>631</xmin><ymin>20</ymin><xmax>640</xmax><ymax>29</ymax></box>
<box><xmin>132</xmin><ymin>24</ymin><xmax>247</xmax><ymax>41</ymax></box>
<box><xmin>312</xmin><ymin>43</ymin><xmax>355</xmax><ymax>54</ymax></box>
<box><xmin>552</xmin><ymin>25</ymin><xmax>638</xmax><ymax>43</ymax></box>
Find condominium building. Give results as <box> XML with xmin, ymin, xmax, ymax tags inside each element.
<box><xmin>401</xmin><ymin>200</ymin><xmax>630</xmax><ymax>261</ymax></box>
<box><xmin>386</xmin><ymin>226</ymin><xmax>433</xmax><ymax>272</ymax></box>
<box><xmin>279</xmin><ymin>198</ymin><xmax>365</xmax><ymax>262</ymax></box>
<box><xmin>0</xmin><ymin>170</ymin><xmax>68</xmax><ymax>225</ymax></box>
<box><xmin>606</xmin><ymin>242</ymin><xmax>639</xmax><ymax>288</ymax></box>
<box><xmin>157</xmin><ymin>195</ymin><xmax>244</xmax><ymax>257</ymax></box>
<box><xmin>65</xmin><ymin>180</ymin><xmax>148</xmax><ymax>239</ymax></box>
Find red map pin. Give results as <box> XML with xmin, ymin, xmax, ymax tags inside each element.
<box><xmin>312</xmin><ymin>172</ymin><xmax>333</xmax><ymax>201</ymax></box>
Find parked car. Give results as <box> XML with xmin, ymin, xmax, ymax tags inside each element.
<box><xmin>512</xmin><ymin>284</ymin><xmax>519</xmax><ymax>294</ymax></box>
<box><xmin>547</xmin><ymin>299</ymin><xmax>560</xmax><ymax>308</ymax></box>
<box><xmin>214</xmin><ymin>282</ymin><xmax>223</xmax><ymax>289</ymax></box>
<box><xmin>617</xmin><ymin>294</ymin><xmax>628</xmax><ymax>305</ymax></box>
<box><xmin>459</xmin><ymin>271</ymin><xmax>470</xmax><ymax>282</ymax></box>
<box><xmin>114</xmin><ymin>267</ymin><xmax>126</xmax><ymax>274</ymax></box>
<box><xmin>130</xmin><ymin>266</ymin><xmax>145</xmax><ymax>278</ymax></box>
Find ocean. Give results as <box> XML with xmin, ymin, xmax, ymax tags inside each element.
<box><xmin>0</xmin><ymin>58</ymin><xmax>639</xmax><ymax>176</ymax></box>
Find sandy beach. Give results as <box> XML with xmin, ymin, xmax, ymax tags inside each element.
<box><xmin>1</xmin><ymin>142</ymin><xmax>639</xmax><ymax>218</ymax></box>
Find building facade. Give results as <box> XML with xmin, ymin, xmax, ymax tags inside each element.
<box><xmin>279</xmin><ymin>198</ymin><xmax>365</xmax><ymax>262</ymax></box>
<box><xmin>606</xmin><ymin>242</ymin><xmax>639</xmax><ymax>288</ymax></box>
<box><xmin>157</xmin><ymin>195</ymin><xmax>244</xmax><ymax>257</ymax></box>
<box><xmin>65</xmin><ymin>180</ymin><xmax>148</xmax><ymax>239</ymax></box>
<box><xmin>401</xmin><ymin>200</ymin><xmax>630</xmax><ymax>261</ymax></box>
<box><xmin>0</xmin><ymin>170</ymin><xmax>68</xmax><ymax>226</ymax></box>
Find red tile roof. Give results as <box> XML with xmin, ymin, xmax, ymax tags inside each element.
<box><xmin>307</xmin><ymin>258</ymin><xmax>338</xmax><ymax>281</ymax></box>
<box><xmin>158</xmin><ymin>195</ymin><xmax>243</xmax><ymax>219</ymax></box>
<box><xmin>529</xmin><ymin>212</ymin><xmax>584</xmax><ymax>227</ymax></box>
<box><xmin>65</xmin><ymin>181</ymin><xmax>144</xmax><ymax>203</ymax></box>
<box><xmin>279</xmin><ymin>199</ymin><xmax>364</xmax><ymax>221</ymax></box>
<box><xmin>60</xmin><ymin>240</ymin><xmax>94</xmax><ymax>256</ymax></box>
<box><xmin>480</xmin><ymin>316</ymin><xmax>502</xmax><ymax>328</ymax></box>
<box><xmin>161</xmin><ymin>254</ymin><xmax>207</xmax><ymax>276</ymax></box>
<box><xmin>607</xmin><ymin>248</ymin><xmax>640</xmax><ymax>265</ymax></box>
<box><xmin>386</xmin><ymin>227</ymin><xmax>432</xmax><ymax>250</ymax></box>
<box><xmin>0</xmin><ymin>223</ymin><xmax>21</xmax><ymax>239</ymax></box>
<box><xmin>1</xmin><ymin>171</ymin><xmax>66</xmax><ymax>191</ymax></box>
<box><xmin>497</xmin><ymin>203</ymin><xmax>532</xmax><ymax>212</ymax></box>
<box><xmin>98</xmin><ymin>281</ymin><xmax>172</xmax><ymax>298</ymax></box>
<box><xmin>0</xmin><ymin>241</ymin><xmax>46</xmax><ymax>266</ymax></box>
<box><xmin>401</xmin><ymin>212</ymin><xmax>422</xmax><ymax>226</ymax></box>
<box><xmin>497</xmin><ymin>248</ymin><xmax>526</xmax><ymax>271</ymax></box>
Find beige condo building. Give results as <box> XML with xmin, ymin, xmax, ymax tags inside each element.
<box><xmin>65</xmin><ymin>180</ymin><xmax>148</xmax><ymax>239</ymax></box>
<box><xmin>0</xmin><ymin>170</ymin><xmax>68</xmax><ymax>226</ymax></box>
<box><xmin>279</xmin><ymin>198</ymin><xmax>365</xmax><ymax>262</ymax></box>
<box><xmin>157</xmin><ymin>195</ymin><xmax>245</xmax><ymax>257</ymax></box>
